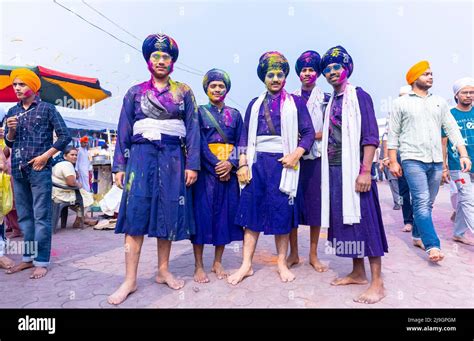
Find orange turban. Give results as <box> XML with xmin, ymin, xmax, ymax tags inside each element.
<box><xmin>80</xmin><ymin>136</ymin><xmax>89</xmax><ymax>143</ymax></box>
<box><xmin>9</xmin><ymin>68</ymin><xmax>41</xmax><ymax>93</ymax></box>
<box><xmin>406</xmin><ymin>61</ymin><xmax>430</xmax><ymax>85</ymax></box>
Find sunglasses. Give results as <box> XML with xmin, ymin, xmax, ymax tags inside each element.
<box><xmin>322</xmin><ymin>64</ymin><xmax>343</xmax><ymax>75</ymax></box>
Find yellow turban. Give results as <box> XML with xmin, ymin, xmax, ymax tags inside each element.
<box><xmin>406</xmin><ymin>61</ymin><xmax>430</xmax><ymax>85</ymax></box>
<box><xmin>9</xmin><ymin>68</ymin><xmax>41</xmax><ymax>93</ymax></box>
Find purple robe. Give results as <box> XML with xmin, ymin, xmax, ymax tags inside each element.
<box><xmin>326</xmin><ymin>87</ymin><xmax>388</xmax><ymax>257</ymax></box>
<box><xmin>235</xmin><ymin>91</ymin><xmax>315</xmax><ymax>235</ymax></box>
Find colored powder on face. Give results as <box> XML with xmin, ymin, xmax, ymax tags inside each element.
<box><xmin>23</xmin><ymin>89</ymin><xmax>34</xmax><ymax>97</ymax></box>
<box><xmin>337</xmin><ymin>69</ymin><xmax>348</xmax><ymax>84</ymax></box>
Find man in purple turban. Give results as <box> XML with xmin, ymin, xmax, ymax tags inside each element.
<box><xmin>288</xmin><ymin>50</ymin><xmax>330</xmax><ymax>273</ymax></box>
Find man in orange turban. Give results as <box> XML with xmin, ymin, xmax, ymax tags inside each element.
<box><xmin>4</xmin><ymin>68</ymin><xmax>71</xmax><ymax>279</ymax></box>
<box><xmin>9</xmin><ymin>68</ymin><xmax>41</xmax><ymax>95</ymax></box>
<box><xmin>405</xmin><ymin>60</ymin><xmax>430</xmax><ymax>85</ymax></box>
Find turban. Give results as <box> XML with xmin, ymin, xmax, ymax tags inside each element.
<box><xmin>295</xmin><ymin>50</ymin><xmax>321</xmax><ymax>76</ymax></box>
<box><xmin>406</xmin><ymin>60</ymin><xmax>430</xmax><ymax>85</ymax></box>
<box><xmin>142</xmin><ymin>33</ymin><xmax>179</xmax><ymax>63</ymax></box>
<box><xmin>9</xmin><ymin>68</ymin><xmax>41</xmax><ymax>93</ymax></box>
<box><xmin>80</xmin><ymin>136</ymin><xmax>89</xmax><ymax>143</ymax></box>
<box><xmin>399</xmin><ymin>85</ymin><xmax>412</xmax><ymax>96</ymax></box>
<box><xmin>202</xmin><ymin>68</ymin><xmax>231</xmax><ymax>93</ymax></box>
<box><xmin>453</xmin><ymin>77</ymin><xmax>474</xmax><ymax>95</ymax></box>
<box><xmin>257</xmin><ymin>51</ymin><xmax>290</xmax><ymax>82</ymax></box>
<box><xmin>320</xmin><ymin>46</ymin><xmax>354</xmax><ymax>78</ymax></box>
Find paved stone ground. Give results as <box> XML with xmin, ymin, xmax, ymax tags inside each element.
<box><xmin>0</xmin><ymin>181</ymin><xmax>473</xmax><ymax>308</ymax></box>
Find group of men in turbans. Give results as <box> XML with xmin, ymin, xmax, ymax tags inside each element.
<box><xmin>105</xmin><ymin>33</ymin><xmax>389</xmax><ymax>306</ymax></box>
<box><xmin>2</xmin><ymin>31</ymin><xmax>470</xmax><ymax>307</ymax></box>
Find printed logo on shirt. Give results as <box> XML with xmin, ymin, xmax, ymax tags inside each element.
<box><xmin>466</xmin><ymin>122</ymin><xmax>474</xmax><ymax>130</ymax></box>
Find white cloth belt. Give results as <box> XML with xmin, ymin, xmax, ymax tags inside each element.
<box><xmin>255</xmin><ymin>135</ymin><xmax>283</xmax><ymax>153</ymax></box>
<box><xmin>133</xmin><ymin>118</ymin><xmax>186</xmax><ymax>141</ymax></box>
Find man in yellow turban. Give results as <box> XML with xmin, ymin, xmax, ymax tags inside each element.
<box><xmin>387</xmin><ymin>61</ymin><xmax>472</xmax><ymax>263</ymax></box>
<box><xmin>9</xmin><ymin>68</ymin><xmax>42</xmax><ymax>96</ymax></box>
<box><xmin>405</xmin><ymin>60</ymin><xmax>430</xmax><ymax>85</ymax></box>
<box><xmin>3</xmin><ymin>68</ymin><xmax>71</xmax><ymax>279</ymax></box>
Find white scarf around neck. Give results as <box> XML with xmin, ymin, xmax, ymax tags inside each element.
<box><xmin>242</xmin><ymin>89</ymin><xmax>300</xmax><ymax>198</ymax></box>
<box><xmin>294</xmin><ymin>86</ymin><xmax>325</xmax><ymax>159</ymax></box>
<box><xmin>321</xmin><ymin>83</ymin><xmax>362</xmax><ymax>227</ymax></box>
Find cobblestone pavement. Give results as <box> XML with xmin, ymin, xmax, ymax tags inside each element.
<box><xmin>0</xmin><ymin>182</ymin><xmax>472</xmax><ymax>308</ymax></box>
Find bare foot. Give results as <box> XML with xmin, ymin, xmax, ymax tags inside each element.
<box><xmin>453</xmin><ymin>236</ymin><xmax>474</xmax><ymax>246</ymax></box>
<box><xmin>354</xmin><ymin>281</ymin><xmax>385</xmax><ymax>304</ymax></box>
<box><xmin>309</xmin><ymin>257</ymin><xmax>329</xmax><ymax>273</ymax></box>
<box><xmin>5</xmin><ymin>261</ymin><xmax>33</xmax><ymax>274</ymax></box>
<box><xmin>193</xmin><ymin>267</ymin><xmax>210</xmax><ymax>283</ymax></box>
<box><xmin>156</xmin><ymin>270</ymin><xmax>185</xmax><ymax>290</ymax></box>
<box><xmin>413</xmin><ymin>239</ymin><xmax>425</xmax><ymax>250</ymax></box>
<box><xmin>428</xmin><ymin>249</ymin><xmax>445</xmax><ymax>263</ymax></box>
<box><xmin>286</xmin><ymin>254</ymin><xmax>300</xmax><ymax>268</ymax></box>
<box><xmin>211</xmin><ymin>262</ymin><xmax>228</xmax><ymax>280</ymax></box>
<box><xmin>227</xmin><ymin>266</ymin><xmax>254</xmax><ymax>286</ymax></box>
<box><xmin>277</xmin><ymin>265</ymin><xmax>296</xmax><ymax>283</ymax></box>
<box><xmin>30</xmin><ymin>267</ymin><xmax>48</xmax><ymax>279</ymax></box>
<box><xmin>402</xmin><ymin>224</ymin><xmax>412</xmax><ymax>232</ymax></box>
<box><xmin>331</xmin><ymin>272</ymin><xmax>368</xmax><ymax>286</ymax></box>
<box><xmin>107</xmin><ymin>281</ymin><xmax>137</xmax><ymax>305</ymax></box>
<box><xmin>0</xmin><ymin>256</ymin><xmax>15</xmax><ymax>270</ymax></box>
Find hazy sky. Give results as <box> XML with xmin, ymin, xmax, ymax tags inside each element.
<box><xmin>1</xmin><ymin>0</ymin><xmax>473</xmax><ymax>124</ymax></box>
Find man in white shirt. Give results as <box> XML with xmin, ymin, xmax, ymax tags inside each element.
<box><xmin>388</xmin><ymin>61</ymin><xmax>471</xmax><ymax>262</ymax></box>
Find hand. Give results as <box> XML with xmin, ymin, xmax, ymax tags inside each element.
<box><xmin>28</xmin><ymin>153</ymin><xmax>49</xmax><ymax>171</ymax></box>
<box><xmin>6</xmin><ymin>116</ymin><xmax>18</xmax><ymax>132</ymax></box>
<box><xmin>460</xmin><ymin>157</ymin><xmax>472</xmax><ymax>173</ymax></box>
<box><xmin>237</xmin><ymin>165</ymin><xmax>250</xmax><ymax>184</ymax></box>
<box><xmin>378</xmin><ymin>160</ymin><xmax>384</xmax><ymax>172</ymax></box>
<box><xmin>0</xmin><ymin>127</ymin><xmax>4</xmax><ymax>139</ymax></box>
<box><xmin>383</xmin><ymin>158</ymin><xmax>390</xmax><ymax>168</ymax></box>
<box><xmin>278</xmin><ymin>151</ymin><xmax>301</xmax><ymax>170</ymax></box>
<box><xmin>185</xmin><ymin>169</ymin><xmax>198</xmax><ymax>187</ymax></box>
<box><xmin>315</xmin><ymin>131</ymin><xmax>323</xmax><ymax>140</ymax></box>
<box><xmin>219</xmin><ymin>173</ymin><xmax>231</xmax><ymax>182</ymax></box>
<box><xmin>115</xmin><ymin>171</ymin><xmax>125</xmax><ymax>189</ymax></box>
<box><xmin>355</xmin><ymin>171</ymin><xmax>372</xmax><ymax>193</ymax></box>
<box><xmin>215</xmin><ymin>160</ymin><xmax>232</xmax><ymax>177</ymax></box>
<box><xmin>389</xmin><ymin>161</ymin><xmax>403</xmax><ymax>178</ymax></box>
<box><xmin>441</xmin><ymin>170</ymin><xmax>451</xmax><ymax>184</ymax></box>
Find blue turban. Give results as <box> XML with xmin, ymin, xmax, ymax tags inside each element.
<box><xmin>257</xmin><ymin>51</ymin><xmax>290</xmax><ymax>82</ymax></box>
<box><xmin>320</xmin><ymin>46</ymin><xmax>354</xmax><ymax>78</ymax></box>
<box><xmin>142</xmin><ymin>33</ymin><xmax>179</xmax><ymax>63</ymax></box>
<box><xmin>202</xmin><ymin>68</ymin><xmax>231</xmax><ymax>93</ymax></box>
<box><xmin>295</xmin><ymin>50</ymin><xmax>321</xmax><ymax>76</ymax></box>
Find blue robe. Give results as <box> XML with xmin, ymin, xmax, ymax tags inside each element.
<box><xmin>192</xmin><ymin>104</ymin><xmax>244</xmax><ymax>245</ymax></box>
<box><xmin>113</xmin><ymin>78</ymin><xmax>200</xmax><ymax>240</ymax></box>
<box><xmin>235</xmin><ymin>91</ymin><xmax>315</xmax><ymax>235</ymax></box>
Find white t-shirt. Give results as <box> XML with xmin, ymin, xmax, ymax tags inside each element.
<box><xmin>52</xmin><ymin>161</ymin><xmax>77</xmax><ymax>203</ymax></box>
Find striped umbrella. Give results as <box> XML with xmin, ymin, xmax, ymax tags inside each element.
<box><xmin>0</xmin><ymin>65</ymin><xmax>111</xmax><ymax>109</ymax></box>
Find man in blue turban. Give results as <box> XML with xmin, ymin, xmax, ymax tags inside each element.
<box><xmin>228</xmin><ymin>51</ymin><xmax>315</xmax><ymax>285</ymax></box>
<box><xmin>108</xmin><ymin>33</ymin><xmax>200</xmax><ymax>305</ymax></box>
<box><xmin>202</xmin><ymin>68</ymin><xmax>231</xmax><ymax>94</ymax></box>
<box><xmin>320</xmin><ymin>45</ymin><xmax>354</xmax><ymax>79</ymax></box>
<box><xmin>142</xmin><ymin>33</ymin><xmax>179</xmax><ymax>63</ymax></box>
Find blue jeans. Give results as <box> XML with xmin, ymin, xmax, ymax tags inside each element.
<box><xmin>401</xmin><ymin>160</ymin><xmax>443</xmax><ymax>252</ymax></box>
<box><xmin>397</xmin><ymin>153</ymin><xmax>415</xmax><ymax>227</ymax></box>
<box><xmin>13</xmin><ymin>167</ymin><xmax>53</xmax><ymax>267</ymax></box>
